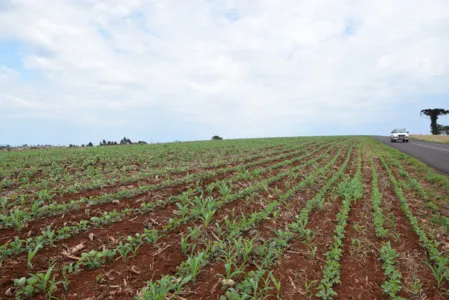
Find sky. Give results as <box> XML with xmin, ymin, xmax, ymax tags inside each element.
<box><xmin>1</xmin><ymin>0</ymin><xmax>449</xmax><ymax>146</ymax></box>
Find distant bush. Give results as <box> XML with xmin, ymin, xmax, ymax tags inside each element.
<box><xmin>211</xmin><ymin>135</ymin><xmax>223</xmax><ymax>140</ymax></box>
<box><xmin>437</xmin><ymin>124</ymin><xmax>449</xmax><ymax>135</ymax></box>
<box><xmin>120</xmin><ymin>137</ymin><xmax>132</xmax><ymax>145</ymax></box>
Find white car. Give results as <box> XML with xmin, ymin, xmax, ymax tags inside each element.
<box><xmin>390</xmin><ymin>128</ymin><xmax>409</xmax><ymax>143</ymax></box>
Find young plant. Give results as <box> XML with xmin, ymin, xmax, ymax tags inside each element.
<box><xmin>9</xmin><ymin>209</ymin><xmax>31</xmax><ymax>230</ymax></box>
<box><xmin>79</xmin><ymin>249</ymin><xmax>116</xmax><ymax>269</ymax></box>
<box><xmin>379</xmin><ymin>242</ymin><xmax>404</xmax><ymax>299</ymax></box>
<box><xmin>14</xmin><ymin>264</ymin><xmax>61</xmax><ymax>299</ymax></box>
<box><xmin>1</xmin><ymin>196</ymin><xmax>7</xmax><ymax>214</ymax></box>
<box><xmin>304</xmin><ymin>279</ymin><xmax>318</xmax><ymax>299</ymax></box>
<box><xmin>27</xmin><ymin>243</ymin><xmax>42</xmax><ymax>269</ymax></box>
<box><xmin>178</xmin><ymin>252</ymin><xmax>207</xmax><ymax>280</ymax></box>
<box><xmin>138</xmin><ymin>275</ymin><xmax>177</xmax><ymax>300</ymax></box>
<box><xmin>218</xmin><ymin>257</ymin><xmax>244</xmax><ymax>281</ymax></box>
<box><xmin>424</xmin><ymin>257</ymin><xmax>448</xmax><ymax>289</ymax></box>
<box><xmin>200</xmin><ymin>209</ymin><xmax>216</xmax><ymax>227</ymax></box>
<box><xmin>143</xmin><ymin>228</ymin><xmax>160</xmax><ymax>246</ymax></box>
<box><xmin>61</xmin><ymin>268</ymin><xmax>70</xmax><ymax>292</ymax></box>
<box><xmin>181</xmin><ymin>236</ymin><xmax>189</xmax><ymax>256</ymax></box>
<box><xmin>116</xmin><ymin>242</ymin><xmax>134</xmax><ymax>263</ymax></box>
<box><xmin>309</xmin><ymin>245</ymin><xmax>318</xmax><ymax>259</ymax></box>
<box><xmin>42</xmin><ymin>227</ymin><xmax>56</xmax><ymax>247</ymax></box>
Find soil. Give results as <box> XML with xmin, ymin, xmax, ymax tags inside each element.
<box><xmin>1</xmin><ymin>139</ymin><xmax>447</xmax><ymax>300</ymax></box>
<box><xmin>0</xmin><ymin>144</ymin><xmax>320</xmax><ymax>243</ymax></box>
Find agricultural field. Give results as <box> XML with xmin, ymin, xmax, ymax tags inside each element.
<box><xmin>1</xmin><ymin>137</ymin><xmax>449</xmax><ymax>299</ymax></box>
<box><xmin>410</xmin><ymin>135</ymin><xmax>449</xmax><ymax>144</ymax></box>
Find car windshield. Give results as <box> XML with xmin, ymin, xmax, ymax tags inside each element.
<box><xmin>392</xmin><ymin>129</ymin><xmax>407</xmax><ymax>133</ymax></box>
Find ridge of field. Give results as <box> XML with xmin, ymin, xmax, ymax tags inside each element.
<box><xmin>0</xmin><ymin>136</ymin><xmax>448</xmax><ymax>300</ymax></box>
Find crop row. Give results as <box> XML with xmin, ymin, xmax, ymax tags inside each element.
<box><xmin>1</xmin><ymin>140</ymin><xmax>287</xmax><ymax>184</ymax></box>
<box><xmin>7</xmin><ymin>142</ymin><xmax>353</xmax><ymax>299</ymax></box>
<box><xmin>374</xmin><ymin>144</ymin><xmax>449</xmax><ymax>235</ymax></box>
<box><xmin>316</xmin><ymin>144</ymin><xmax>363</xmax><ymax>299</ymax></box>
<box><xmin>370</xmin><ymin>141</ymin><xmax>449</xmax><ymax>292</ymax></box>
<box><xmin>0</xmin><ymin>140</ymin><xmax>331</xmax><ymax>232</ymax></box>
<box><xmin>137</xmin><ymin>142</ymin><xmax>355</xmax><ymax>299</ymax></box>
<box><xmin>0</xmin><ymin>141</ymin><xmax>339</xmax><ymax>262</ymax></box>
<box><xmin>1</xmin><ymin>140</ymin><xmax>314</xmax><ymax>209</ymax></box>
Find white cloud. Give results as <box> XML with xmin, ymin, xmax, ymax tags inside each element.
<box><xmin>1</xmin><ymin>0</ymin><xmax>449</xmax><ymax>139</ymax></box>
<box><xmin>0</xmin><ymin>65</ymin><xmax>18</xmax><ymax>81</ymax></box>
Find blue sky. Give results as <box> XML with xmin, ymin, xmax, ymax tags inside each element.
<box><xmin>1</xmin><ymin>0</ymin><xmax>449</xmax><ymax>146</ymax></box>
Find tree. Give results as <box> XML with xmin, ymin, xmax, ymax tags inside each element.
<box><xmin>87</xmin><ymin>142</ymin><xmax>93</xmax><ymax>147</ymax></box>
<box><xmin>211</xmin><ymin>135</ymin><xmax>223</xmax><ymax>140</ymax></box>
<box><xmin>437</xmin><ymin>124</ymin><xmax>449</xmax><ymax>135</ymax></box>
<box><xmin>120</xmin><ymin>137</ymin><xmax>133</xmax><ymax>145</ymax></box>
<box><xmin>420</xmin><ymin>109</ymin><xmax>449</xmax><ymax>135</ymax></box>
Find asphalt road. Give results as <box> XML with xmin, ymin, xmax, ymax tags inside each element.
<box><xmin>374</xmin><ymin>136</ymin><xmax>449</xmax><ymax>174</ymax></box>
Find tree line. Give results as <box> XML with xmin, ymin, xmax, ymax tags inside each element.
<box><xmin>2</xmin><ymin>136</ymin><xmax>224</xmax><ymax>150</ymax></box>
<box><xmin>69</xmin><ymin>137</ymin><xmax>147</xmax><ymax>148</ymax></box>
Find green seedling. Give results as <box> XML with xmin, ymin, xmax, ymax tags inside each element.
<box><xmin>143</xmin><ymin>228</ymin><xmax>160</xmax><ymax>246</ymax></box>
<box><xmin>309</xmin><ymin>245</ymin><xmax>318</xmax><ymax>259</ymax></box>
<box><xmin>304</xmin><ymin>279</ymin><xmax>318</xmax><ymax>298</ymax></box>
<box><xmin>14</xmin><ymin>264</ymin><xmax>60</xmax><ymax>299</ymax></box>
<box><xmin>424</xmin><ymin>257</ymin><xmax>447</xmax><ymax>288</ymax></box>
<box><xmin>42</xmin><ymin>227</ymin><xmax>56</xmax><ymax>247</ymax></box>
<box><xmin>27</xmin><ymin>243</ymin><xmax>42</xmax><ymax>269</ymax></box>
<box><xmin>179</xmin><ymin>252</ymin><xmax>206</xmax><ymax>280</ymax></box>
<box><xmin>1</xmin><ymin>196</ymin><xmax>8</xmax><ymax>214</ymax></box>
<box><xmin>218</xmin><ymin>258</ymin><xmax>244</xmax><ymax>281</ymax></box>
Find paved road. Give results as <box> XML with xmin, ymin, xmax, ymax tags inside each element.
<box><xmin>374</xmin><ymin>136</ymin><xmax>449</xmax><ymax>174</ymax></box>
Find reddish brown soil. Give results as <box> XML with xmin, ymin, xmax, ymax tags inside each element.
<box><xmin>0</xmin><ymin>143</ymin><xmax>334</xmax><ymax>299</ymax></box>
<box><xmin>51</xmin><ymin>145</ymin><xmax>306</xmax><ymax>203</ymax></box>
<box><xmin>372</xmin><ymin>153</ymin><xmax>442</xmax><ymax>299</ymax></box>
<box><xmin>57</xmin><ymin>145</ymin><xmax>337</xmax><ymax>300</ymax></box>
<box><xmin>272</xmin><ymin>149</ymin><xmax>354</xmax><ymax>300</ymax></box>
<box><xmin>3</xmin><ymin>139</ymin><xmax>445</xmax><ymax>300</ymax></box>
<box><xmin>0</xmin><ymin>144</ymin><xmax>320</xmax><ymax>244</ymax></box>
<box><xmin>333</xmin><ymin>147</ymin><xmax>385</xmax><ymax>299</ymax></box>
<box><xmin>0</xmin><ymin>144</ymin><xmax>292</xmax><ymax>198</ymax></box>
<box><xmin>185</xmin><ymin>146</ymin><xmax>351</xmax><ymax>299</ymax></box>
<box><xmin>1</xmin><ymin>145</ymin><xmax>300</xmax><ymax>210</ymax></box>
<box><xmin>383</xmin><ymin>153</ymin><xmax>449</xmax><ymax>248</ymax></box>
